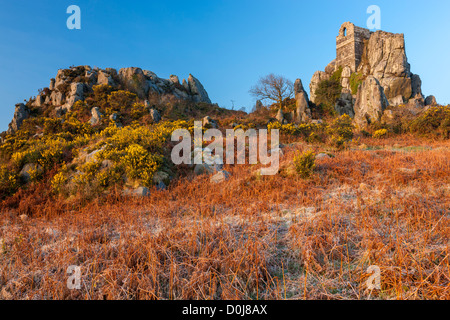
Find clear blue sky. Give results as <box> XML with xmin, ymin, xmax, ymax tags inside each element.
<box><xmin>1</xmin><ymin>0</ymin><xmax>449</xmax><ymax>131</ymax></box>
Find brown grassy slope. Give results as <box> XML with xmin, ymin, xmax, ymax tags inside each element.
<box><xmin>0</xmin><ymin>135</ymin><xmax>449</xmax><ymax>300</ymax></box>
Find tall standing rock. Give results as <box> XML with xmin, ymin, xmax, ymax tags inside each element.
<box><xmin>310</xmin><ymin>22</ymin><xmax>423</xmax><ymax>116</ymax></box>
<box><xmin>64</xmin><ymin>82</ymin><xmax>84</xmax><ymax>111</ymax></box>
<box><xmin>255</xmin><ymin>100</ymin><xmax>263</xmax><ymax>111</ymax></box>
<box><xmin>354</xmin><ymin>76</ymin><xmax>388</xmax><ymax>128</ymax></box>
<box><xmin>90</xmin><ymin>107</ymin><xmax>103</xmax><ymax>126</ymax></box>
<box><xmin>7</xmin><ymin>103</ymin><xmax>30</xmax><ymax>134</ymax></box>
<box><xmin>358</xmin><ymin>30</ymin><xmax>413</xmax><ymax>102</ymax></box>
<box><xmin>187</xmin><ymin>74</ymin><xmax>211</xmax><ymax>104</ymax></box>
<box><xmin>276</xmin><ymin>108</ymin><xmax>284</xmax><ymax>123</ymax></box>
<box><xmin>294</xmin><ymin>79</ymin><xmax>311</xmax><ymax>122</ymax></box>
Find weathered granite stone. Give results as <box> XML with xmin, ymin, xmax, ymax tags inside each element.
<box><xmin>150</xmin><ymin>108</ymin><xmax>161</xmax><ymax>123</ymax></box>
<box><xmin>7</xmin><ymin>103</ymin><xmax>30</xmax><ymax>134</ymax></box>
<box><xmin>276</xmin><ymin>108</ymin><xmax>284</xmax><ymax>123</ymax></box>
<box><xmin>187</xmin><ymin>74</ymin><xmax>211</xmax><ymax>103</ymax></box>
<box><xmin>97</xmin><ymin>70</ymin><xmax>115</xmax><ymax>86</ymax></box>
<box><xmin>311</xmin><ymin>22</ymin><xmax>423</xmax><ymax>113</ymax></box>
<box><xmin>90</xmin><ymin>107</ymin><xmax>103</xmax><ymax>126</ymax></box>
<box><xmin>309</xmin><ymin>71</ymin><xmax>330</xmax><ymax>104</ymax></box>
<box><xmin>425</xmin><ymin>95</ymin><xmax>437</xmax><ymax>106</ymax></box>
<box><xmin>335</xmin><ymin>92</ymin><xmax>355</xmax><ymax>117</ymax></box>
<box><xmin>294</xmin><ymin>78</ymin><xmax>311</xmax><ymax>122</ymax></box>
<box><xmin>354</xmin><ymin>76</ymin><xmax>388</xmax><ymax>127</ymax></box>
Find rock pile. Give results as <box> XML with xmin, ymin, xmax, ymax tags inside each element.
<box><xmin>5</xmin><ymin>65</ymin><xmax>212</xmax><ymax>134</ymax></box>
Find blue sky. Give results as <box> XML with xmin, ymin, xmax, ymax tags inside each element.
<box><xmin>1</xmin><ymin>0</ymin><xmax>449</xmax><ymax>131</ymax></box>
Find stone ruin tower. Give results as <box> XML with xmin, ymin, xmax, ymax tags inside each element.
<box><xmin>308</xmin><ymin>21</ymin><xmax>433</xmax><ymax>128</ymax></box>
<box><xmin>335</xmin><ymin>22</ymin><xmax>371</xmax><ymax>73</ymax></box>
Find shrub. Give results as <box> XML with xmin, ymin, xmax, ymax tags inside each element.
<box><xmin>314</xmin><ymin>67</ymin><xmax>343</xmax><ymax>117</ymax></box>
<box><xmin>0</xmin><ymin>165</ymin><xmax>19</xmax><ymax>198</ymax></box>
<box><xmin>267</xmin><ymin>121</ymin><xmax>282</xmax><ymax>132</ymax></box>
<box><xmin>121</xmin><ymin>144</ymin><xmax>162</xmax><ymax>187</ymax></box>
<box><xmin>327</xmin><ymin>114</ymin><xmax>354</xmax><ymax>149</ymax></box>
<box><xmin>409</xmin><ymin>105</ymin><xmax>450</xmax><ymax>139</ymax></box>
<box><xmin>373</xmin><ymin>129</ymin><xmax>388</xmax><ymax>139</ymax></box>
<box><xmin>51</xmin><ymin>170</ymin><xmax>68</xmax><ymax>194</ymax></box>
<box><xmin>281</xmin><ymin>123</ymin><xmax>297</xmax><ymax>135</ymax></box>
<box><xmin>92</xmin><ymin>84</ymin><xmax>113</xmax><ymax>109</ymax></box>
<box><xmin>349</xmin><ymin>73</ymin><xmax>364</xmax><ymax>95</ymax></box>
<box><xmin>294</xmin><ymin>150</ymin><xmax>316</xmax><ymax>179</ymax></box>
<box><xmin>70</xmin><ymin>100</ymin><xmax>91</xmax><ymax>121</ymax></box>
<box><xmin>107</xmin><ymin>90</ymin><xmax>137</xmax><ymax>112</ymax></box>
<box><xmin>130</xmin><ymin>102</ymin><xmax>147</xmax><ymax>120</ymax></box>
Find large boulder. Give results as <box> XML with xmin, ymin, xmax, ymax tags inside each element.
<box><xmin>97</xmin><ymin>70</ymin><xmax>115</xmax><ymax>86</ymax></box>
<box><xmin>169</xmin><ymin>75</ymin><xmax>180</xmax><ymax>85</ymax></box>
<box><xmin>64</xmin><ymin>82</ymin><xmax>84</xmax><ymax>111</ymax></box>
<box><xmin>335</xmin><ymin>92</ymin><xmax>355</xmax><ymax>117</ymax></box>
<box><xmin>50</xmin><ymin>90</ymin><xmax>65</xmax><ymax>106</ymax></box>
<box><xmin>411</xmin><ymin>74</ymin><xmax>422</xmax><ymax>98</ymax></box>
<box><xmin>325</xmin><ymin>59</ymin><xmax>337</xmax><ymax>74</ymax></box>
<box><xmin>354</xmin><ymin>76</ymin><xmax>389</xmax><ymax>127</ymax></box>
<box><xmin>7</xmin><ymin>103</ymin><xmax>30</xmax><ymax>134</ymax></box>
<box><xmin>194</xmin><ymin>163</ymin><xmax>215</xmax><ymax>176</ymax></box>
<box><xmin>388</xmin><ymin>95</ymin><xmax>405</xmax><ymax>107</ymax></box>
<box><xmin>187</xmin><ymin>74</ymin><xmax>211</xmax><ymax>103</ymax></box>
<box><xmin>149</xmin><ymin>108</ymin><xmax>161</xmax><ymax>123</ymax></box>
<box><xmin>54</xmin><ymin>69</ymin><xmax>66</xmax><ymax>89</ymax></box>
<box><xmin>294</xmin><ymin>79</ymin><xmax>311</xmax><ymax>122</ymax></box>
<box><xmin>89</xmin><ymin>107</ymin><xmax>103</xmax><ymax>126</ymax></box>
<box><xmin>275</xmin><ymin>108</ymin><xmax>284</xmax><ymax>123</ymax></box>
<box><xmin>49</xmin><ymin>78</ymin><xmax>56</xmax><ymax>91</ymax></box>
<box><xmin>425</xmin><ymin>95</ymin><xmax>437</xmax><ymax>106</ymax></box>
<box><xmin>118</xmin><ymin>67</ymin><xmax>149</xmax><ymax>98</ymax></box>
<box><xmin>202</xmin><ymin>116</ymin><xmax>218</xmax><ymax>128</ymax></box>
<box><xmin>210</xmin><ymin>170</ymin><xmax>231</xmax><ymax>184</ymax></box>
<box><xmin>358</xmin><ymin>30</ymin><xmax>414</xmax><ymax>102</ymax></box>
<box><xmin>123</xmin><ymin>186</ymin><xmax>150</xmax><ymax>197</ymax></box>
<box><xmin>19</xmin><ymin>163</ymin><xmax>42</xmax><ymax>182</ymax></box>
<box><xmin>33</xmin><ymin>93</ymin><xmax>44</xmax><ymax>107</ymax></box>
<box><xmin>309</xmin><ymin>71</ymin><xmax>330</xmax><ymax>104</ymax></box>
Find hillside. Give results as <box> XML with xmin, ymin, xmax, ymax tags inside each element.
<box><xmin>0</xmin><ymin>22</ymin><xmax>449</xmax><ymax>300</ymax></box>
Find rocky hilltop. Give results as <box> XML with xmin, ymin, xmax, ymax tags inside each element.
<box><xmin>305</xmin><ymin>22</ymin><xmax>437</xmax><ymax>127</ymax></box>
<box><xmin>6</xmin><ymin>66</ymin><xmax>211</xmax><ymax>134</ymax></box>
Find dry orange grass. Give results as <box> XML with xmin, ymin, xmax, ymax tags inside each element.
<box><xmin>0</xmin><ymin>135</ymin><xmax>449</xmax><ymax>300</ymax></box>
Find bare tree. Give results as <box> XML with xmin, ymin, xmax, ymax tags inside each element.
<box><xmin>249</xmin><ymin>74</ymin><xmax>294</xmax><ymax>109</ymax></box>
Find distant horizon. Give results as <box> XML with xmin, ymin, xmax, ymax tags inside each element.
<box><xmin>1</xmin><ymin>0</ymin><xmax>449</xmax><ymax>131</ymax></box>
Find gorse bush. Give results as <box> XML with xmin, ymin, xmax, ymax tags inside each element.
<box><xmin>373</xmin><ymin>129</ymin><xmax>388</xmax><ymax>139</ymax></box>
<box><xmin>327</xmin><ymin>114</ymin><xmax>354</xmax><ymax>149</ymax></box>
<box><xmin>0</xmin><ymin>165</ymin><xmax>19</xmax><ymax>198</ymax></box>
<box><xmin>107</xmin><ymin>90</ymin><xmax>137</xmax><ymax>113</ymax></box>
<box><xmin>409</xmin><ymin>105</ymin><xmax>450</xmax><ymax>139</ymax></box>
<box><xmin>267</xmin><ymin>122</ymin><xmax>324</xmax><ymax>142</ymax></box>
<box><xmin>293</xmin><ymin>150</ymin><xmax>316</xmax><ymax>179</ymax></box>
<box><xmin>121</xmin><ymin>144</ymin><xmax>162</xmax><ymax>187</ymax></box>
